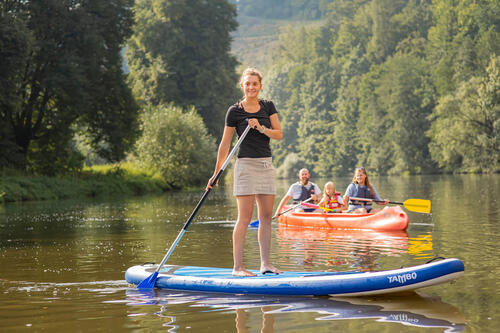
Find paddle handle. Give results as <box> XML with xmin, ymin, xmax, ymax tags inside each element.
<box><xmin>155</xmin><ymin>125</ymin><xmax>251</xmax><ymax>272</ymax></box>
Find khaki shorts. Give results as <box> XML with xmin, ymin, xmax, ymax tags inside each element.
<box><xmin>233</xmin><ymin>157</ymin><xmax>276</xmax><ymax>196</ymax></box>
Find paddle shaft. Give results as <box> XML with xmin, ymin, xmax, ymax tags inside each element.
<box><xmin>348</xmin><ymin>196</ymin><xmax>431</xmax><ymax>214</ymax></box>
<box><xmin>302</xmin><ymin>201</ymin><xmax>341</xmax><ymax>212</ymax></box>
<box><xmin>349</xmin><ymin>197</ymin><xmax>400</xmax><ymax>205</ymax></box>
<box><xmin>277</xmin><ymin>197</ymin><xmax>314</xmax><ymax>217</ymax></box>
<box><xmin>249</xmin><ymin>198</ymin><xmax>314</xmax><ymax>227</ymax></box>
<box><xmin>154</xmin><ymin>125</ymin><xmax>252</xmax><ymax>272</ymax></box>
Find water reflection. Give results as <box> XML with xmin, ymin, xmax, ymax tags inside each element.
<box><xmin>408</xmin><ymin>233</ymin><xmax>434</xmax><ymax>259</ymax></box>
<box><xmin>236</xmin><ymin>307</ymin><xmax>274</xmax><ymax>333</ymax></box>
<box><xmin>276</xmin><ymin>225</ymin><xmax>410</xmax><ymax>271</ymax></box>
<box><xmin>124</xmin><ymin>289</ymin><xmax>465</xmax><ymax>332</ymax></box>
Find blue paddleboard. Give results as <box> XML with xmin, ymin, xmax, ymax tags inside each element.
<box><xmin>125</xmin><ymin>258</ymin><xmax>464</xmax><ymax>296</ymax></box>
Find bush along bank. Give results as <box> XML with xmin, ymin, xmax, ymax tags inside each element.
<box><xmin>0</xmin><ymin>164</ymin><xmax>171</xmax><ymax>203</ymax></box>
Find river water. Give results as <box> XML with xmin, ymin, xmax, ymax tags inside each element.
<box><xmin>0</xmin><ymin>174</ymin><xmax>499</xmax><ymax>332</ymax></box>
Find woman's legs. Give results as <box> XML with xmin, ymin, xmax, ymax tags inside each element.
<box><xmin>256</xmin><ymin>194</ymin><xmax>281</xmax><ymax>274</ymax></box>
<box><xmin>233</xmin><ymin>195</ymin><xmax>256</xmax><ymax>276</ymax></box>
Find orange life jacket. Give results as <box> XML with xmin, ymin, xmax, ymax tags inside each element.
<box><xmin>321</xmin><ymin>192</ymin><xmax>342</xmax><ymax>210</ymax></box>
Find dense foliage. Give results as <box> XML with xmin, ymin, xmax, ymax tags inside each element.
<box><xmin>126</xmin><ymin>0</ymin><xmax>240</xmax><ymax>137</ymax></box>
<box><xmin>134</xmin><ymin>104</ymin><xmax>216</xmax><ymax>188</ymax></box>
<box><xmin>264</xmin><ymin>0</ymin><xmax>499</xmax><ymax>175</ymax></box>
<box><xmin>428</xmin><ymin>56</ymin><xmax>500</xmax><ymax>173</ymax></box>
<box><xmin>1</xmin><ymin>0</ymin><xmax>498</xmax><ymax>194</ymax></box>
<box><xmin>0</xmin><ymin>0</ymin><xmax>139</xmax><ymax>174</ymax></box>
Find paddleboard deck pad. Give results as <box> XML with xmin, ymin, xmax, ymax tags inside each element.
<box><xmin>125</xmin><ymin>258</ymin><xmax>463</xmax><ymax>296</ymax></box>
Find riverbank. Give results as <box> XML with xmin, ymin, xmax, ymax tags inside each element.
<box><xmin>0</xmin><ymin>163</ymin><xmax>171</xmax><ymax>203</ymax></box>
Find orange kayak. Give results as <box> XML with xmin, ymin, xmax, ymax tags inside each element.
<box><xmin>277</xmin><ymin>206</ymin><xmax>409</xmax><ymax>231</ymax></box>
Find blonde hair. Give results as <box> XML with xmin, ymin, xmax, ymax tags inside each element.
<box><xmin>323</xmin><ymin>181</ymin><xmax>336</xmax><ymax>200</ymax></box>
<box><xmin>240</xmin><ymin>67</ymin><xmax>263</xmax><ymax>84</ymax></box>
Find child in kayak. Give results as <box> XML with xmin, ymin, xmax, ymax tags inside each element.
<box><xmin>318</xmin><ymin>181</ymin><xmax>344</xmax><ymax>213</ymax></box>
<box><xmin>344</xmin><ymin>167</ymin><xmax>388</xmax><ymax>213</ymax></box>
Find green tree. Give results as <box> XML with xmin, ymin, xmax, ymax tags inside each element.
<box><xmin>126</xmin><ymin>0</ymin><xmax>240</xmax><ymax>137</ymax></box>
<box><xmin>134</xmin><ymin>104</ymin><xmax>216</xmax><ymax>188</ymax></box>
<box><xmin>297</xmin><ymin>61</ymin><xmax>337</xmax><ymax>177</ymax></box>
<box><xmin>329</xmin><ymin>47</ymin><xmax>368</xmax><ymax>176</ymax></box>
<box><xmin>427</xmin><ymin>0</ymin><xmax>500</xmax><ymax>96</ymax></box>
<box><xmin>358</xmin><ymin>54</ymin><xmax>435</xmax><ymax>174</ymax></box>
<box><xmin>0</xmin><ymin>0</ymin><xmax>139</xmax><ymax>173</ymax></box>
<box><xmin>428</xmin><ymin>56</ymin><xmax>500</xmax><ymax>173</ymax></box>
<box><xmin>275</xmin><ymin>153</ymin><xmax>306</xmax><ymax>179</ymax></box>
<box><xmin>263</xmin><ymin>27</ymin><xmax>313</xmax><ymax>166</ymax></box>
<box><xmin>364</xmin><ymin>0</ymin><xmax>407</xmax><ymax>63</ymax></box>
<box><xmin>257</xmin><ymin>0</ymin><xmax>499</xmax><ymax>176</ymax></box>
<box><xmin>0</xmin><ymin>10</ymin><xmax>29</xmax><ymax>167</ymax></box>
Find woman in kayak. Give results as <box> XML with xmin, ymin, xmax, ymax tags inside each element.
<box><xmin>343</xmin><ymin>167</ymin><xmax>388</xmax><ymax>213</ymax></box>
<box><xmin>207</xmin><ymin>68</ymin><xmax>283</xmax><ymax>277</ymax></box>
<box><xmin>318</xmin><ymin>181</ymin><xmax>344</xmax><ymax>213</ymax></box>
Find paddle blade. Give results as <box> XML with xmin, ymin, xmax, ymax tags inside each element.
<box><xmin>403</xmin><ymin>199</ymin><xmax>431</xmax><ymax>213</ymax></box>
<box><xmin>249</xmin><ymin>220</ymin><xmax>259</xmax><ymax>228</ymax></box>
<box><xmin>137</xmin><ymin>271</ymin><xmax>158</xmax><ymax>289</ymax></box>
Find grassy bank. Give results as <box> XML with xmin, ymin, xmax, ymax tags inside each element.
<box><xmin>0</xmin><ymin>163</ymin><xmax>170</xmax><ymax>203</ymax></box>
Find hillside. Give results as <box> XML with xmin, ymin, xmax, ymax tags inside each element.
<box><xmin>231</xmin><ymin>14</ymin><xmax>322</xmax><ymax>71</ymax></box>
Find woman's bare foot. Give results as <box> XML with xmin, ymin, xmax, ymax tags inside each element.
<box><xmin>232</xmin><ymin>268</ymin><xmax>257</xmax><ymax>277</ymax></box>
<box><xmin>260</xmin><ymin>265</ymin><xmax>282</xmax><ymax>275</ymax></box>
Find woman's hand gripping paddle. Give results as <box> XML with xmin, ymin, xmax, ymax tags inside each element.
<box><xmin>349</xmin><ymin>197</ymin><xmax>431</xmax><ymax>213</ymax></box>
<box><xmin>249</xmin><ymin>197</ymin><xmax>314</xmax><ymax>228</ymax></box>
<box><xmin>137</xmin><ymin>125</ymin><xmax>252</xmax><ymax>289</ymax></box>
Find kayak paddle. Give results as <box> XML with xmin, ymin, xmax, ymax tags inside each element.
<box><xmin>137</xmin><ymin>124</ymin><xmax>252</xmax><ymax>289</ymax></box>
<box><xmin>249</xmin><ymin>197</ymin><xmax>314</xmax><ymax>228</ymax></box>
<box><xmin>301</xmin><ymin>201</ymin><xmax>342</xmax><ymax>212</ymax></box>
<box><xmin>349</xmin><ymin>197</ymin><xmax>431</xmax><ymax>214</ymax></box>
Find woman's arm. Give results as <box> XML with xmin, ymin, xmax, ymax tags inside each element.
<box><xmin>274</xmin><ymin>194</ymin><xmax>291</xmax><ymax>217</ymax></box>
<box><xmin>249</xmin><ymin>113</ymin><xmax>282</xmax><ymax>140</ymax></box>
<box><xmin>206</xmin><ymin>126</ymin><xmax>235</xmax><ymax>190</ymax></box>
<box><xmin>342</xmin><ymin>196</ymin><xmax>349</xmax><ymax>210</ymax></box>
<box><xmin>343</xmin><ymin>185</ymin><xmax>353</xmax><ymax>210</ymax></box>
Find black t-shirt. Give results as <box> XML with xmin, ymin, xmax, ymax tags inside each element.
<box><xmin>225</xmin><ymin>100</ymin><xmax>278</xmax><ymax>158</ymax></box>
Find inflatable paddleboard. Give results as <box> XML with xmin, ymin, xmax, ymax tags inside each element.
<box><xmin>125</xmin><ymin>258</ymin><xmax>464</xmax><ymax>296</ymax></box>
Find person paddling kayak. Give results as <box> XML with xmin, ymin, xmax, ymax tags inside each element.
<box><xmin>275</xmin><ymin>168</ymin><xmax>321</xmax><ymax>216</ymax></box>
<box><xmin>344</xmin><ymin>167</ymin><xmax>388</xmax><ymax>214</ymax></box>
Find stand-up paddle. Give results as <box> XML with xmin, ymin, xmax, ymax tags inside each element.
<box><xmin>249</xmin><ymin>197</ymin><xmax>314</xmax><ymax>228</ymax></box>
<box><xmin>137</xmin><ymin>124</ymin><xmax>252</xmax><ymax>289</ymax></box>
<box><xmin>349</xmin><ymin>197</ymin><xmax>431</xmax><ymax>213</ymax></box>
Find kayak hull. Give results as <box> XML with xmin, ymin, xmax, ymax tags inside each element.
<box><xmin>278</xmin><ymin>206</ymin><xmax>409</xmax><ymax>231</ymax></box>
<box><xmin>125</xmin><ymin>258</ymin><xmax>464</xmax><ymax>296</ymax></box>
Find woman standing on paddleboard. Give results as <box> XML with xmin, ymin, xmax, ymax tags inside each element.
<box><xmin>207</xmin><ymin>68</ymin><xmax>283</xmax><ymax>277</ymax></box>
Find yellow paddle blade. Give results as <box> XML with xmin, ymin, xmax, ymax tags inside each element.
<box><xmin>403</xmin><ymin>198</ymin><xmax>431</xmax><ymax>213</ymax></box>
